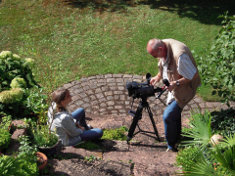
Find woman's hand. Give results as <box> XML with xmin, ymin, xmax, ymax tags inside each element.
<box><xmin>76</xmin><ymin>122</ymin><xmax>85</xmax><ymax>131</ymax></box>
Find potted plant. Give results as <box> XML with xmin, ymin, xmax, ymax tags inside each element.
<box><xmin>32</xmin><ymin>124</ymin><xmax>60</xmax><ymax>155</ymax></box>
<box><xmin>36</xmin><ymin>151</ymin><xmax>48</xmax><ymax>170</ymax></box>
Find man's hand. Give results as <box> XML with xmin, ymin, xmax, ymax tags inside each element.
<box><xmin>150</xmin><ymin>74</ymin><xmax>161</xmax><ymax>85</ymax></box>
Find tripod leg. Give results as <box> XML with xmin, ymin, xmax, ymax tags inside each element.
<box><xmin>127</xmin><ymin>102</ymin><xmax>143</xmax><ymax>142</ymax></box>
<box><xmin>146</xmin><ymin>106</ymin><xmax>160</xmax><ymax>141</ymax></box>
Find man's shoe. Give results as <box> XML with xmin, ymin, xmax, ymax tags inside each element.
<box><xmin>166</xmin><ymin>147</ymin><xmax>178</xmax><ymax>152</ymax></box>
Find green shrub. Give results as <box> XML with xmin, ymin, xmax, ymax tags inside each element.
<box><xmin>102</xmin><ymin>126</ymin><xmax>128</xmax><ymax>141</ymax></box>
<box><xmin>0</xmin><ymin>51</ymin><xmax>37</xmax><ymax>92</ymax></box>
<box><xmin>0</xmin><ymin>51</ymin><xmax>40</xmax><ymax>118</ymax></box>
<box><xmin>198</xmin><ymin>13</ymin><xmax>235</xmax><ymax>105</ymax></box>
<box><xmin>23</xmin><ymin>86</ymin><xmax>49</xmax><ymax>116</ymax></box>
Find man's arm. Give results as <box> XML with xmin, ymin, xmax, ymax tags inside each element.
<box><xmin>168</xmin><ymin>71</ymin><xmax>199</xmax><ymax>91</ymax></box>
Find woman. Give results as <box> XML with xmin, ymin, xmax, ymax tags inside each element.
<box><xmin>49</xmin><ymin>88</ymin><xmax>103</xmax><ymax>146</ymax></box>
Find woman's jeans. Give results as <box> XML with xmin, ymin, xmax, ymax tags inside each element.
<box><xmin>71</xmin><ymin>108</ymin><xmax>103</xmax><ymax>141</ymax></box>
<box><xmin>80</xmin><ymin>128</ymin><xmax>103</xmax><ymax>141</ymax></box>
<box><xmin>163</xmin><ymin>100</ymin><xmax>182</xmax><ymax>149</ymax></box>
<box><xmin>71</xmin><ymin>108</ymin><xmax>88</xmax><ymax>129</ymax></box>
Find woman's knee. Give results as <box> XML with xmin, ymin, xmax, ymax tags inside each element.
<box><xmin>95</xmin><ymin>128</ymin><xmax>103</xmax><ymax>138</ymax></box>
<box><xmin>77</xmin><ymin>108</ymin><xmax>85</xmax><ymax>116</ymax></box>
<box><xmin>72</xmin><ymin>108</ymin><xmax>85</xmax><ymax>118</ymax></box>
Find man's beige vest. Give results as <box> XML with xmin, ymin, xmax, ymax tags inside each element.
<box><xmin>159</xmin><ymin>39</ymin><xmax>201</xmax><ymax>108</ymax></box>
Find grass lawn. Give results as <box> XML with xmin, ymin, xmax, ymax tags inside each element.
<box><xmin>0</xmin><ymin>0</ymin><xmax>233</xmax><ymax>100</ymax></box>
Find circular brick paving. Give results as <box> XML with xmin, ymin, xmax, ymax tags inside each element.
<box><xmin>61</xmin><ymin>74</ymin><xmax>234</xmax><ymax>121</ymax></box>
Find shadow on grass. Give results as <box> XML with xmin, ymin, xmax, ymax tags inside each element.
<box><xmin>64</xmin><ymin>0</ymin><xmax>135</xmax><ymax>12</ymax></box>
<box><xmin>139</xmin><ymin>0</ymin><xmax>235</xmax><ymax>25</ymax></box>
<box><xmin>211</xmin><ymin>108</ymin><xmax>235</xmax><ymax>135</ymax></box>
<box><xmin>65</xmin><ymin>0</ymin><xmax>234</xmax><ymax>25</ymax></box>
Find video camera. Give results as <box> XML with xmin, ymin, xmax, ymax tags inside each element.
<box><xmin>125</xmin><ymin>73</ymin><xmax>170</xmax><ymax>142</ymax></box>
<box><xmin>126</xmin><ymin>73</ymin><xmax>169</xmax><ymax>99</ymax></box>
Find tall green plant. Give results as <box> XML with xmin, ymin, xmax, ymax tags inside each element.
<box><xmin>198</xmin><ymin>13</ymin><xmax>235</xmax><ymax>105</ymax></box>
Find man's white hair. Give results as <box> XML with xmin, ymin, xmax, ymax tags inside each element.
<box><xmin>147</xmin><ymin>38</ymin><xmax>163</xmax><ymax>50</ymax></box>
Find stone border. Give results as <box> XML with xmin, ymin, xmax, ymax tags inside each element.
<box><xmin>61</xmin><ymin>74</ymin><xmax>234</xmax><ymax>121</ymax></box>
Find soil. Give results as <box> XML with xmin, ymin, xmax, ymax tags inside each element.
<box><xmin>38</xmin><ymin>113</ymin><xmax>189</xmax><ymax>176</ymax></box>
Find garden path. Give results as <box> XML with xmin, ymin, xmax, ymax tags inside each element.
<box><xmin>12</xmin><ymin>74</ymin><xmax>234</xmax><ymax>176</ymax></box>
<box><xmin>44</xmin><ymin>74</ymin><xmax>235</xmax><ymax>176</ymax></box>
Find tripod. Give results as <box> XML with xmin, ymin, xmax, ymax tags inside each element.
<box><xmin>127</xmin><ymin>97</ymin><xmax>160</xmax><ymax>143</ymax></box>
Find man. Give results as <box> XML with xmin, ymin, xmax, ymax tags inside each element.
<box><xmin>147</xmin><ymin>38</ymin><xmax>201</xmax><ymax>152</ymax></box>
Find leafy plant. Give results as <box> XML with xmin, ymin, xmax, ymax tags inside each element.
<box><xmin>23</xmin><ymin>86</ymin><xmax>49</xmax><ymax>117</ymax></box>
<box><xmin>15</xmin><ymin>135</ymin><xmax>38</xmax><ymax>176</ymax></box>
<box><xmin>213</xmin><ymin>134</ymin><xmax>235</xmax><ymax>175</ymax></box>
<box><xmin>198</xmin><ymin>13</ymin><xmax>235</xmax><ymax>105</ymax></box>
<box><xmin>0</xmin><ymin>155</ymin><xmax>16</xmax><ymax>176</ymax></box>
<box><xmin>18</xmin><ymin>135</ymin><xmax>37</xmax><ymax>161</ymax></box>
<box><xmin>182</xmin><ymin>111</ymin><xmax>212</xmax><ymax>148</ymax></box>
<box><xmin>0</xmin><ymin>114</ymin><xmax>12</xmax><ymax>130</ymax></box>
<box><xmin>178</xmin><ymin>113</ymin><xmax>235</xmax><ymax>176</ymax></box>
<box><xmin>32</xmin><ymin>124</ymin><xmax>58</xmax><ymax>148</ymax></box>
<box><xmin>0</xmin><ymin>136</ymin><xmax>38</xmax><ymax>176</ymax></box>
<box><xmin>0</xmin><ymin>128</ymin><xmax>11</xmax><ymax>150</ymax></box>
<box><xmin>0</xmin><ymin>115</ymin><xmax>12</xmax><ymax>150</ymax></box>
<box><xmin>179</xmin><ymin>151</ymin><xmax>217</xmax><ymax>176</ymax></box>
<box><xmin>176</xmin><ymin>146</ymin><xmax>201</xmax><ymax>172</ymax></box>
<box><xmin>102</xmin><ymin>126</ymin><xmax>128</xmax><ymax>141</ymax></box>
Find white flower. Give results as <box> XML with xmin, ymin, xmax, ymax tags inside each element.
<box><xmin>0</xmin><ymin>51</ymin><xmax>13</xmax><ymax>59</ymax></box>
<box><xmin>10</xmin><ymin>77</ymin><xmax>27</xmax><ymax>89</ymax></box>
<box><xmin>0</xmin><ymin>88</ymin><xmax>24</xmax><ymax>104</ymax></box>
